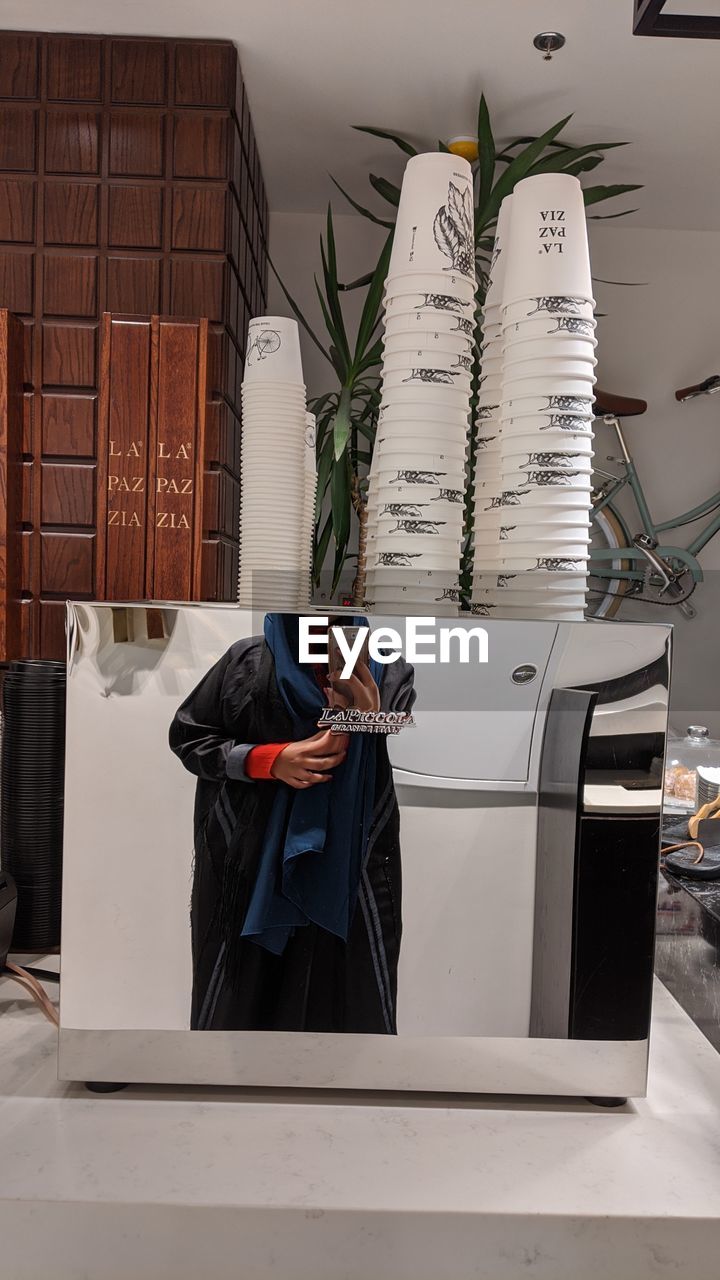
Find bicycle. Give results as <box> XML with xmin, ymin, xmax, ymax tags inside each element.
<box><xmin>589</xmin><ymin>377</ymin><xmax>720</xmax><ymax>620</ymax></box>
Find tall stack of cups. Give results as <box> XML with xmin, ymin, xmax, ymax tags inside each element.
<box><xmin>471</xmin><ymin>196</ymin><xmax>512</xmax><ymax>609</ymax></box>
<box><xmin>364</xmin><ymin>152</ymin><xmax>476</xmax><ymax>617</ymax></box>
<box><xmin>238</xmin><ymin>317</ymin><xmax>309</xmax><ymax>608</ymax></box>
<box><xmin>299</xmin><ymin>411</ymin><xmax>317</xmax><ymax>607</ymax></box>
<box><xmin>474</xmin><ymin>174</ymin><xmax>596</xmax><ymax>621</ymax></box>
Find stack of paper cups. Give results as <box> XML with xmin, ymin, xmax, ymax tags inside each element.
<box><xmin>365</xmin><ymin>152</ymin><xmax>476</xmax><ymax>616</ymax></box>
<box><xmin>473</xmin><ymin>174</ymin><xmax>596</xmax><ymax>621</ymax></box>
<box><xmin>298</xmin><ymin>411</ymin><xmax>317</xmax><ymax>607</ymax></box>
<box><xmin>238</xmin><ymin>316</ymin><xmax>308</xmax><ymax>609</ymax></box>
<box><xmin>471</xmin><ymin>196</ymin><xmax>512</xmax><ymax>611</ymax></box>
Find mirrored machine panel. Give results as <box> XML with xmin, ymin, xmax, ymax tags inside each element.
<box><xmin>59</xmin><ymin>604</ymin><xmax>670</xmax><ymax>1096</ymax></box>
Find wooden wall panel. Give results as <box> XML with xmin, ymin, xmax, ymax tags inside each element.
<box><xmin>0</xmin><ymin>309</ymin><xmax>24</xmax><ymax>662</ymax></box>
<box><xmin>0</xmin><ymin>31</ymin><xmax>268</xmax><ymax>657</ymax></box>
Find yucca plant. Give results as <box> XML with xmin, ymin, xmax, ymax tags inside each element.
<box><xmin>276</xmin><ymin>96</ymin><xmax>640</xmax><ymax>603</ymax></box>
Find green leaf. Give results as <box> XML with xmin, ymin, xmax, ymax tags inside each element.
<box><xmin>564</xmin><ymin>155</ymin><xmax>604</xmax><ymax>177</ymax></box>
<box><xmin>338</xmin><ymin>271</ymin><xmax>376</xmax><ymax>291</ymax></box>
<box><xmin>331</xmin><ymin>535</ymin><xmax>349</xmax><ymax>595</ymax></box>
<box><xmin>592</xmin><ymin>276</ymin><xmax>647</xmax><ymax>286</ymax></box>
<box><xmin>268</xmin><ymin>256</ymin><xmax>331</xmax><ymax>365</ymax></box>
<box><xmin>330</xmin><ymin>176</ymin><xmax>395</xmax><ymax>228</ymax></box>
<box><xmin>582</xmin><ymin>183</ymin><xmax>643</xmax><ymax>207</ymax></box>
<box><xmin>369</xmin><ymin>174</ymin><xmax>401</xmax><ymax>206</ymax></box>
<box><xmin>313</xmin><ymin>513</ymin><xmax>333</xmax><ymax>583</ymax></box>
<box><xmin>437</xmin><ymin>139</ymin><xmax>451</xmax><ymax>153</ymax></box>
<box><xmin>353</xmin><ymin>125</ymin><xmax>417</xmax><ymax>157</ymax></box>
<box><xmin>476</xmin><ymin>94</ymin><xmax>495</xmax><ymax>212</ymax></box>
<box><xmin>588</xmin><ymin>208</ymin><xmax>639</xmax><ymax>220</ymax></box>
<box><xmin>331</xmin><ymin>457</ymin><xmax>351</xmax><ymax>586</ymax></box>
<box><xmin>479</xmin><ymin>114</ymin><xmax>573</xmax><ymax>232</ymax></box>
<box><xmin>314</xmin><ymin>277</ymin><xmax>349</xmax><ymax>380</ymax></box>
<box><xmin>529</xmin><ymin>141</ymin><xmax>626</xmax><ymax>177</ymax></box>
<box><xmin>353</xmin><ymin>233</ymin><xmax>393</xmax><ymax>369</ymax></box>
<box><xmin>333</xmin><ymin>385</ymin><xmax>352</xmax><ymax>461</ymax></box>
<box><xmin>320</xmin><ymin>208</ymin><xmax>351</xmax><ymax>366</ymax></box>
<box><xmin>356</xmin><ymin>336</ymin><xmax>384</xmax><ymax>376</ymax></box>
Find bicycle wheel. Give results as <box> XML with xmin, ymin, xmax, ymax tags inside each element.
<box><xmin>587</xmin><ymin>505</ymin><xmax>631</xmax><ymax>619</ymax></box>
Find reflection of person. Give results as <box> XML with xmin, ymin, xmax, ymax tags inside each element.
<box><xmin>169</xmin><ymin>613</ymin><xmax>415</xmax><ymax>1034</ymax></box>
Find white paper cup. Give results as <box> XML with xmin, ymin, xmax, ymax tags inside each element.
<box><xmin>383</xmin><ymin>330</ymin><xmax>473</xmax><ymax>357</ymax></box>
<box><xmin>503</xmin><ymin>317</ymin><xmax>597</xmax><ymax>345</ymax></box>
<box><xmin>376</xmin><ymin>442</ymin><xmax>469</xmax><ymax>468</ymax></box>
<box><xmin>381</xmin><ymin>380</ymin><xmax>472</xmax><ymax>406</ymax></box>
<box><xmin>385</xmin><ymin>271</ymin><xmax>476</xmax><ymax>305</ymax></box>
<box><xmin>493</xmin><ymin>505</ymin><xmax>592</xmax><ymax>528</ymax></box>
<box><xmin>388</xmin><ymin>152</ymin><xmax>475</xmax><ymax>280</ymax></box>
<box><xmin>502</xmin><ymin>173</ymin><xmax>592</xmax><ymax>305</ymax></box>
<box><xmin>368</xmin><ymin>537</ymin><xmax>464</xmax><ymax>559</ymax></box>
<box><xmin>368</xmin><ymin>569</ymin><xmax>460</xmax><ymax>589</ymax></box>
<box><xmin>503</xmin><ymin>458</ymin><xmax>594</xmax><ymax>481</ymax></box>
<box><xmin>242</xmin><ymin>382</ymin><xmax>306</xmax><ymax>396</ymax></box>
<box><xmin>370</xmin><ymin>585</ymin><xmax>462</xmax><ymax>606</ymax></box>
<box><xmin>377</xmin><ymin>422</ymin><xmax>470</xmax><ymax>445</ymax></box>
<box><xmin>500</xmin><ymin>556</ymin><xmax>589</xmax><ymax>573</ymax></box>
<box><xmin>503</xmin><ymin>376</ymin><xmax>596</xmax><ymax>399</ymax></box>
<box><xmin>382</xmin><ymin>364</ymin><xmax>473</xmax><ymax>392</ymax></box>
<box><xmin>488</xmin><ymin>606</ymin><xmax>585</xmax><ymax>620</ymax></box>
<box><xmin>502</xmin><ymin>418</ymin><xmax>594</xmax><ymax>440</ymax></box>
<box><xmin>497</xmin><ymin>486</ymin><xmax>592</xmax><ymax>512</ymax></box>
<box><xmin>370</xmin><ymin>549</ymin><xmax>462</xmax><ymax>571</ymax></box>
<box><xmin>383</xmin><ymin>310</ymin><xmax>475</xmax><ymax>339</ymax></box>
<box><xmin>504</xmin><ymin>336</ymin><xmax>597</xmax><ymax>363</ymax></box>
<box><xmin>503</xmin><ymin>356</ymin><xmax>598</xmax><ymax>380</ymax></box>
<box><xmin>503</xmin><ymin>296</ymin><xmax>595</xmax><ymax>324</ymax></box>
<box><xmin>243</xmin><ymin>316</ymin><xmax>304</xmax><ymax>383</ymax></box>
<box><xmin>502</xmin><ymin>392</ymin><xmax>595</xmax><ymax>417</ymax></box>
<box><xmin>496</xmin><ymin>583</ymin><xmax>588</xmax><ymax>600</ymax></box>
<box><xmin>242</xmin><ymin>425</ymin><xmax>306</xmax><ymax>441</ymax></box>
<box><xmin>373</xmin><ymin>496</ymin><xmax>464</xmax><ymax>522</ymax></box>
<box><xmin>496</xmin><ymin>538</ymin><xmax>590</xmax><ymax>558</ymax></box>
<box><xmin>369</xmin><ymin>482</ymin><xmax>465</xmax><ymax>509</ymax></box>
<box><xmin>476</xmin><ymin>394</ymin><xmax>503</xmax><ymax>413</ymax></box>
<box><xmin>385</xmin><ymin>291</ymin><xmax>475</xmax><ymax>319</ymax></box>
<box><xmin>484</xmin><ymin>194</ymin><xmax>513</xmax><ymax>310</ymax></box>
<box><xmin>379</xmin><ymin>402</ymin><xmax>470</xmax><ymax>426</ymax></box>
<box><xmin>382</xmin><ymin>349</ymin><xmax>474</xmax><ymax>376</ymax></box>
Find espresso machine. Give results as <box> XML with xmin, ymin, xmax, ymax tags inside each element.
<box><xmin>59</xmin><ymin>604</ymin><xmax>670</xmax><ymax>1097</ymax></box>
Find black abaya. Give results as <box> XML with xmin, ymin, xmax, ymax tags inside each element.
<box><xmin>169</xmin><ymin>637</ymin><xmax>415</xmax><ymax>1033</ymax></box>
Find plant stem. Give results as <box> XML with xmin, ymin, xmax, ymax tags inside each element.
<box><xmin>351</xmin><ymin>472</ymin><xmax>367</xmax><ymax>605</ymax></box>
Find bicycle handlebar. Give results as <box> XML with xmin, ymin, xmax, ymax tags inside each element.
<box><xmin>675</xmin><ymin>375</ymin><xmax>720</xmax><ymax>401</ymax></box>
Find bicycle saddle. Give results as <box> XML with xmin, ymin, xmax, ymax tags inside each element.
<box><xmin>594</xmin><ymin>389</ymin><xmax>648</xmax><ymax>417</ymax></box>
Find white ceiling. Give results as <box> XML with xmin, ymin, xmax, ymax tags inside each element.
<box><xmin>2</xmin><ymin>0</ymin><xmax>720</xmax><ymax>229</ymax></box>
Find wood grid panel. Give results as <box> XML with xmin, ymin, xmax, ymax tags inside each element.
<box><xmin>0</xmin><ymin>31</ymin><xmax>269</xmax><ymax>657</ymax></box>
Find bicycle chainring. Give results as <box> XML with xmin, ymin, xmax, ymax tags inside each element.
<box><xmin>634</xmin><ymin>567</ymin><xmax>698</xmax><ymax>606</ymax></box>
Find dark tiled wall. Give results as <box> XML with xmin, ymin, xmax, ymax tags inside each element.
<box><xmin>0</xmin><ymin>31</ymin><xmax>268</xmax><ymax>657</ymax></box>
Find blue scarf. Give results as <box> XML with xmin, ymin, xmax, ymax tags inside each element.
<box><xmin>241</xmin><ymin>613</ymin><xmax>380</xmax><ymax>955</ymax></box>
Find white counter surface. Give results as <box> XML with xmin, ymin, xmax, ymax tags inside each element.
<box><xmin>1</xmin><ymin>967</ymin><xmax>719</xmax><ymax>1280</ymax></box>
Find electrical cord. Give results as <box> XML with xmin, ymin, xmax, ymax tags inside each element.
<box><xmin>2</xmin><ymin>962</ymin><xmax>59</xmax><ymax>1027</ymax></box>
<box><xmin>18</xmin><ymin>965</ymin><xmax>60</xmax><ymax>984</ymax></box>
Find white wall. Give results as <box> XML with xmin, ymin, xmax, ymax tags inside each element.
<box><xmin>269</xmin><ymin>213</ymin><xmax>720</xmax><ymax>734</ymax></box>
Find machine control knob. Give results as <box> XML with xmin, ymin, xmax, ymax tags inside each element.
<box><xmin>511</xmin><ymin>663</ymin><xmax>538</xmax><ymax>685</ymax></box>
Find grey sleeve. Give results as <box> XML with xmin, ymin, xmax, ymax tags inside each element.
<box><xmin>226</xmin><ymin>743</ymin><xmax>258</xmax><ymax>782</ymax></box>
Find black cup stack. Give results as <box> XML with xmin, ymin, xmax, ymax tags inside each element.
<box><xmin>0</xmin><ymin>660</ymin><xmax>67</xmax><ymax>951</ymax></box>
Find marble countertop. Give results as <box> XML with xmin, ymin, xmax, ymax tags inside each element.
<box><xmin>1</xmin><ymin>965</ymin><xmax>719</xmax><ymax>1279</ymax></box>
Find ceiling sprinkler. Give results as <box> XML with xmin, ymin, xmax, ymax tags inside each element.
<box><xmin>533</xmin><ymin>31</ymin><xmax>566</xmax><ymax>60</ymax></box>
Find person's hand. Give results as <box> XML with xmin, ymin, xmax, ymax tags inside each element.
<box><xmin>270</xmin><ymin>729</ymin><xmax>349</xmax><ymax>789</ymax></box>
<box><xmin>328</xmin><ymin>659</ymin><xmax>380</xmax><ymax>712</ymax></box>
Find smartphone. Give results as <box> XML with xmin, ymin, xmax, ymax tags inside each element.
<box><xmin>327</xmin><ymin>626</ymin><xmax>370</xmax><ymax>681</ymax></box>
